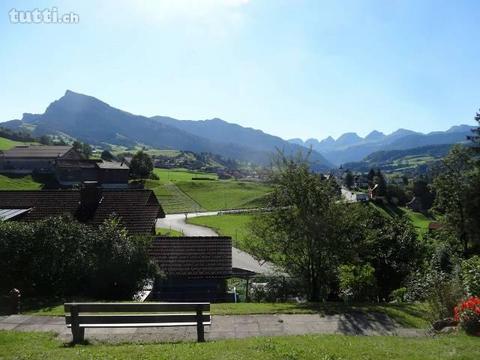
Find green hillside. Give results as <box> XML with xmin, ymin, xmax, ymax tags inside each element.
<box><xmin>188</xmin><ymin>213</ymin><xmax>255</xmax><ymax>248</ymax></box>
<box><xmin>0</xmin><ymin>174</ymin><xmax>43</xmax><ymax>190</ymax></box>
<box><xmin>0</xmin><ymin>136</ymin><xmax>22</xmax><ymax>150</ymax></box>
<box><xmin>177</xmin><ymin>181</ymin><xmax>270</xmax><ymax>211</ymax></box>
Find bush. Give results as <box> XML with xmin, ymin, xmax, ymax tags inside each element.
<box><xmin>390</xmin><ymin>287</ymin><xmax>408</xmax><ymax>303</ymax></box>
<box><xmin>454</xmin><ymin>296</ymin><xmax>480</xmax><ymax>335</ymax></box>
<box><xmin>338</xmin><ymin>264</ymin><xmax>377</xmax><ymax>302</ymax></box>
<box><xmin>249</xmin><ymin>276</ymin><xmax>303</xmax><ymax>303</ymax></box>
<box><xmin>461</xmin><ymin>256</ymin><xmax>480</xmax><ymax>297</ymax></box>
<box><xmin>0</xmin><ymin>216</ymin><xmax>157</xmax><ymax>299</ymax></box>
<box><xmin>425</xmin><ymin>271</ymin><xmax>463</xmax><ymax>322</ymax></box>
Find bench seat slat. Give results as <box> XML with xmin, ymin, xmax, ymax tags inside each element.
<box><xmin>67</xmin><ymin>322</ymin><xmax>212</xmax><ymax>328</ymax></box>
<box><xmin>64</xmin><ymin>303</ymin><xmax>210</xmax><ymax>313</ymax></box>
<box><xmin>65</xmin><ymin>314</ymin><xmax>210</xmax><ymax>325</ymax></box>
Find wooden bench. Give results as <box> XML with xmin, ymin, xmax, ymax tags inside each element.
<box><xmin>64</xmin><ymin>302</ymin><xmax>211</xmax><ymax>343</ymax></box>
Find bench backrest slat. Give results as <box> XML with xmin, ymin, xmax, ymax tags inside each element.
<box><xmin>65</xmin><ymin>314</ymin><xmax>211</xmax><ymax>325</ymax></box>
<box><xmin>64</xmin><ymin>302</ymin><xmax>210</xmax><ymax>313</ymax></box>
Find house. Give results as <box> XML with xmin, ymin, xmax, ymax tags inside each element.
<box><xmin>149</xmin><ymin>236</ymin><xmax>233</xmax><ymax>302</ymax></box>
<box><xmin>55</xmin><ymin>160</ymin><xmax>129</xmax><ymax>188</ymax></box>
<box><xmin>355</xmin><ymin>193</ymin><xmax>369</xmax><ymax>202</ymax></box>
<box><xmin>0</xmin><ymin>145</ymin><xmax>81</xmax><ymax>174</ymax></box>
<box><xmin>353</xmin><ymin>175</ymin><xmax>369</xmax><ymax>189</ymax></box>
<box><xmin>0</xmin><ymin>184</ymin><xmax>165</xmax><ymax>234</ymax></box>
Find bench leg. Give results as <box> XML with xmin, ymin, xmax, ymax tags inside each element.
<box><xmin>196</xmin><ymin>309</ymin><xmax>205</xmax><ymax>343</ymax></box>
<box><xmin>72</xmin><ymin>326</ymin><xmax>85</xmax><ymax>344</ymax></box>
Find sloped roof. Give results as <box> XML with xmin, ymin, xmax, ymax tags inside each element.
<box><xmin>0</xmin><ymin>189</ymin><xmax>165</xmax><ymax>234</ymax></box>
<box><xmin>1</xmin><ymin>145</ymin><xmax>73</xmax><ymax>158</ymax></box>
<box><xmin>96</xmin><ymin>161</ymin><xmax>129</xmax><ymax>170</ymax></box>
<box><xmin>149</xmin><ymin>236</ymin><xmax>232</xmax><ymax>278</ymax></box>
<box><xmin>0</xmin><ymin>208</ymin><xmax>31</xmax><ymax>221</ymax></box>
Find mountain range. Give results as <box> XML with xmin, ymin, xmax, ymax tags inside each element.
<box><xmin>289</xmin><ymin>125</ymin><xmax>473</xmax><ymax>165</ymax></box>
<box><xmin>1</xmin><ymin>90</ymin><xmax>474</xmax><ymax>170</ymax></box>
<box><xmin>0</xmin><ymin>90</ymin><xmax>332</xmax><ymax>170</ymax></box>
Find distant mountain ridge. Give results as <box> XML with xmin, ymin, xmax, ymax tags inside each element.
<box><xmin>289</xmin><ymin>125</ymin><xmax>473</xmax><ymax>165</ymax></box>
<box><xmin>0</xmin><ymin>90</ymin><xmax>333</xmax><ymax>170</ymax></box>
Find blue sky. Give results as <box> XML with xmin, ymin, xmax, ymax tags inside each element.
<box><xmin>0</xmin><ymin>0</ymin><xmax>479</xmax><ymax>140</ymax></box>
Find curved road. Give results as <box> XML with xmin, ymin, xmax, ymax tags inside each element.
<box><xmin>156</xmin><ymin>212</ymin><xmax>278</xmax><ymax>275</ymax></box>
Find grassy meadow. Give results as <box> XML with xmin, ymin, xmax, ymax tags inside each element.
<box><xmin>144</xmin><ymin>168</ymin><xmax>270</xmax><ymax>214</ymax></box>
<box><xmin>177</xmin><ymin>181</ymin><xmax>270</xmax><ymax>211</ymax></box>
<box><xmin>0</xmin><ymin>174</ymin><xmax>43</xmax><ymax>190</ymax></box>
<box><xmin>187</xmin><ymin>213</ymin><xmax>255</xmax><ymax>248</ymax></box>
<box><xmin>0</xmin><ymin>136</ymin><xmax>22</xmax><ymax>150</ymax></box>
<box><xmin>1</xmin><ymin>330</ymin><xmax>478</xmax><ymax>360</ymax></box>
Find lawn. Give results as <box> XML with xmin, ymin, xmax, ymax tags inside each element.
<box><xmin>0</xmin><ymin>174</ymin><xmax>43</xmax><ymax>190</ymax></box>
<box><xmin>19</xmin><ymin>301</ymin><xmax>429</xmax><ymax>329</ymax></box>
<box><xmin>0</xmin><ymin>136</ymin><xmax>21</xmax><ymax>150</ymax></box>
<box><xmin>155</xmin><ymin>227</ymin><xmax>184</xmax><ymax>236</ymax></box>
<box><xmin>187</xmin><ymin>213</ymin><xmax>255</xmax><ymax>248</ymax></box>
<box><xmin>1</xmin><ymin>331</ymin><xmax>479</xmax><ymax>359</ymax></box>
<box><xmin>153</xmin><ymin>168</ymin><xmax>218</xmax><ymax>184</ymax></box>
<box><xmin>400</xmin><ymin>207</ymin><xmax>434</xmax><ymax>237</ymax></box>
<box><xmin>177</xmin><ymin>181</ymin><xmax>271</xmax><ymax>211</ymax></box>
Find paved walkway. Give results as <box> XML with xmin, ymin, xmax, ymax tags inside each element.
<box><xmin>156</xmin><ymin>212</ymin><xmax>277</xmax><ymax>275</ymax></box>
<box><xmin>0</xmin><ymin>314</ymin><xmax>424</xmax><ymax>343</ymax></box>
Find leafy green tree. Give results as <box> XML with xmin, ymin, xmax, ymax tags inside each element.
<box><xmin>101</xmin><ymin>150</ymin><xmax>114</xmax><ymax>161</ymax></box>
<box><xmin>247</xmin><ymin>154</ymin><xmax>353</xmax><ymax>301</ymax></box>
<box><xmin>367</xmin><ymin>168</ymin><xmax>376</xmax><ymax>186</ymax></box>
<box><xmin>433</xmin><ymin>145</ymin><xmax>477</xmax><ymax>256</ymax></box>
<box><xmin>338</xmin><ymin>264</ymin><xmax>377</xmax><ymax>302</ymax></box>
<box><xmin>72</xmin><ymin>140</ymin><xmax>92</xmax><ymax>159</ymax></box>
<box><xmin>468</xmin><ymin>109</ymin><xmax>480</xmax><ymax>151</ymax></box>
<box><xmin>374</xmin><ymin>170</ymin><xmax>387</xmax><ymax>196</ymax></box>
<box><xmin>344</xmin><ymin>170</ymin><xmax>354</xmax><ymax>189</ymax></box>
<box><xmin>39</xmin><ymin>135</ymin><xmax>52</xmax><ymax>145</ymax></box>
<box><xmin>129</xmin><ymin>150</ymin><xmax>154</xmax><ymax>179</ymax></box>
<box><xmin>348</xmin><ymin>205</ymin><xmax>423</xmax><ymax>300</ymax></box>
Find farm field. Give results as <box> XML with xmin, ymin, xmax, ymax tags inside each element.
<box><xmin>145</xmin><ymin>168</ymin><xmax>270</xmax><ymax>214</ymax></box>
<box><xmin>177</xmin><ymin>181</ymin><xmax>270</xmax><ymax>211</ymax></box>
<box><xmin>1</xmin><ymin>330</ymin><xmax>478</xmax><ymax>360</ymax></box>
<box><xmin>188</xmin><ymin>213</ymin><xmax>255</xmax><ymax>248</ymax></box>
<box><xmin>0</xmin><ymin>136</ymin><xmax>22</xmax><ymax>150</ymax></box>
<box><xmin>144</xmin><ymin>168</ymin><xmax>217</xmax><ymax>213</ymax></box>
<box><xmin>0</xmin><ymin>174</ymin><xmax>43</xmax><ymax>190</ymax></box>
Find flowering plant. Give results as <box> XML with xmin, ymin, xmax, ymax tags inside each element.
<box><xmin>454</xmin><ymin>296</ymin><xmax>480</xmax><ymax>335</ymax></box>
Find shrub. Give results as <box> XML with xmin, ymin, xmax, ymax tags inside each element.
<box><xmin>338</xmin><ymin>264</ymin><xmax>377</xmax><ymax>302</ymax></box>
<box><xmin>454</xmin><ymin>296</ymin><xmax>480</xmax><ymax>335</ymax></box>
<box><xmin>461</xmin><ymin>256</ymin><xmax>480</xmax><ymax>296</ymax></box>
<box><xmin>0</xmin><ymin>216</ymin><xmax>157</xmax><ymax>299</ymax></box>
<box><xmin>390</xmin><ymin>287</ymin><xmax>408</xmax><ymax>303</ymax></box>
<box><xmin>425</xmin><ymin>271</ymin><xmax>463</xmax><ymax>321</ymax></box>
<box><xmin>249</xmin><ymin>276</ymin><xmax>303</xmax><ymax>303</ymax></box>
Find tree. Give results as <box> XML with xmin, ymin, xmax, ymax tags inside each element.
<box><xmin>433</xmin><ymin>145</ymin><xmax>477</xmax><ymax>256</ymax></box>
<box><xmin>39</xmin><ymin>135</ymin><xmax>52</xmax><ymax>145</ymax></box>
<box><xmin>129</xmin><ymin>150</ymin><xmax>153</xmax><ymax>179</ymax></box>
<box><xmin>344</xmin><ymin>170</ymin><xmax>354</xmax><ymax>189</ymax></box>
<box><xmin>101</xmin><ymin>150</ymin><xmax>114</xmax><ymax>161</ymax></box>
<box><xmin>247</xmin><ymin>153</ymin><xmax>350</xmax><ymax>301</ymax></box>
<box><xmin>345</xmin><ymin>205</ymin><xmax>423</xmax><ymax>300</ymax></box>
<box><xmin>374</xmin><ymin>170</ymin><xmax>387</xmax><ymax>196</ymax></box>
<box><xmin>72</xmin><ymin>140</ymin><xmax>92</xmax><ymax>159</ymax></box>
<box><xmin>412</xmin><ymin>178</ymin><xmax>434</xmax><ymax>210</ymax></box>
<box><xmin>367</xmin><ymin>169</ymin><xmax>376</xmax><ymax>185</ymax></box>
<box><xmin>468</xmin><ymin>108</ymin><xmax>480</xmax><ymax>152</ymax></box>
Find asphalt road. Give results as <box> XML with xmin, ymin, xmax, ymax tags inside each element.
<box><xmin>156</xmin><ymin>212</ymin><xmax>277</xmax><ymax>275</ymax></box>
